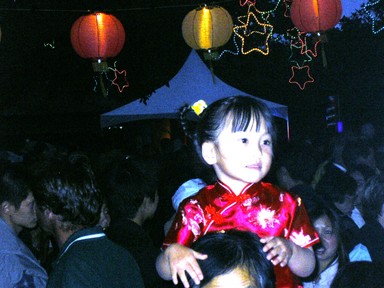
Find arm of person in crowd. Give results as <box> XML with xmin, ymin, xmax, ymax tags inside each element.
<box><xmin>156</xmin><ymin>243</ymin><xmax>208</xmax><ymax>288</ymax></box>
<box><xmin>261</xmin><ymin>236</ymin><xmax>316</xmax><ymax>277</ymax></box>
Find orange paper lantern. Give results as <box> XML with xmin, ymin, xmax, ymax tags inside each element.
<box><xmin>290</xmin><ymin>0</ymin><xmax>342</xmax><ymax>33</ymax></box>
<box><xmin>182</xmin><ymin>6</ymin><xmax>233</xmax><ymax>51</ymax></box>
<box><xmin>71</xmin><ymin>12</ymin><xmax>125</xmax><ymax>71</ymax></box>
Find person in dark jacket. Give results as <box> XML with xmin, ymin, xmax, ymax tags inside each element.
<box><xmin>33</xmin><ymin>152</ymin><xmax>144</xmax><ymax>288</ymax></box>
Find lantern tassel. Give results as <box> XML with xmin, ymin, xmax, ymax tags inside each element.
<box><xmin>209</xmin><ymin>60</ymin><xmax>216</xmax><ymax>84</ymax></box>
<box><xmin>99</xmin><ymin>73</ymin><xmax>107</xmax><ymax>98</ymax></box>
<box><xmin>318</xmin><ymin>33</ymin><xmax>329</xmax><ymax>69</ymax></box>
<box><xmin>321</xmin><ymin>43</ymin><xmax>328</xmax><ymax>69</ymax></box>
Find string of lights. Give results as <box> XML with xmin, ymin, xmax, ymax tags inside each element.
<box><xmin>0</xmin><ymin>0</ymin><xmax>235</xmax><ymax>13</ymax></box>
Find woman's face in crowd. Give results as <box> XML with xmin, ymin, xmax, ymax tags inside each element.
<box><xmin>313</xmin><ymin>215</ymin><xmax>338</xmax><ymax>267</ymax></box>
<box><xmin>334</xmin><ymin>193</ymin><xmax>356</xmax><ymax>216</ymax></box>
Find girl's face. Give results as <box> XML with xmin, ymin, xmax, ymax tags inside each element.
<box><xmin>313</xmin><ymin>215</ymin><xmax>338</xmax><ymax>268</ymax></box>
<box><xmin>202</xmin><ymin>117</ymin><xmax>273</xmax><ymax>194</ymax></box>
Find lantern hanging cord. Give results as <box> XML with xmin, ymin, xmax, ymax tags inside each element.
<box><xmin>0</xmin><ymin>0</ymin><xmax>234</xmax><ymax>13</ymax></box>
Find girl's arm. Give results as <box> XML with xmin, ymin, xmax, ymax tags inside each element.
<box><xmin>261</xmin><ymin>236</ymin><xmax>316</xmax><ymax>277</ymax></box>
<box><xmin>156</xmin><ymin>243</ymin><xmax>208</xmax><ymax>288</ymax></box>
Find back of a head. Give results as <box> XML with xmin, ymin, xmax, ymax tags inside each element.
<box><xmin>342</xmin><ymin>138</ymin><xmax>375</xmax><ymax>172</ymax></box>
<box><xmin>190</xmin><ymin>229</ymin><xmax>275</xmax><ymax>288</ymax></box>
<box><xmin>316</xmin><ymin>172</ymin><xmax>357</xmax><ymax>205</ymax></box>
<box><xmin>0</xmin><ymin>162</ymin><xmax>31</xmax><ymax>209</ymax></box>
<box><xmin>32</xmin><ymin>152</ymin><xmax>101</xmax><ymax>228</ymax></box>
<box><xmin>361</xmin><ymin>174</ymin><xmax>384</xmax><ymax>223</ymax></box>
<box><xmin>276</xmin><ymin>142</ymin><xmax>317</xmax><ymax>183</ymax></box>
<box><xmin>103</xmin><ymin>156</ymin><xmax>159</xmax><ymax>220</ymax></box>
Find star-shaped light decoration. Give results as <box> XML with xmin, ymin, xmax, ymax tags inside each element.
<box><xmin>289</xmin><ymin>65</ymin><xmax>315</xmax><ymax>90</ymax></box>
<box><xmin>289</xmin><ymin>39</ymin><xmax>313</xmax><ymax>67</ymax></box>
<box><xmin>233</xmin><ymin>4</ymin><xmax>273</xmax><ymax>55</ymax></box>
<box><xmin>283</xmin><ymin>0</ymin><xmax>293</xmax><ymax>17</ymax></box>
<box><xmin>298</xmin><ymin>32</ymin><xmax>320</xmax><ymax>57</ymax></box>
<box><xmin>363</xmin><ymin>0</ymin><xmax>384</xmax><ymax>34</ymax></box>
<box><xmin>112</xmin><ymin>69</ymin><xmax>129</xmax><ymax>93</ymax></box>
<box><xmin>239</xmin><ymin>0</ymin><xmax>256</xmax><ymax>6</ymax></box>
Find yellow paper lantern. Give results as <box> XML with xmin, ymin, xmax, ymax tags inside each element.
<box><xmin>182</xmin><ymin>5</ymin><xmax>233</xmax><ymax>51</ymax></box>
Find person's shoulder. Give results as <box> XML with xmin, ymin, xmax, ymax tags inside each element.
<box><xmin>0</xmin><ymin>225</ymin><xmax>22</xmax><ymax>250</ymax></box>
<box><xmin>177</xmin><ymin>184</ymin><xmax>215</xmax><ymax>206</ymax></box>
<box><xmin>360</xmin><ymin>221</ymin><xmax>384</xmax><ymax>235</ymax></box>
<box><xmin>0</xmin><ymin>252</ymin><xmax>47</xmax><ymax>284</ymax></box>
<box><xmin>0</xmin><ymin>236</ymin><xmax>41</xmax><ymax>265</ymax></box>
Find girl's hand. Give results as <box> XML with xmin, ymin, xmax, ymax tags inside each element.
<box><xmin>164</xmin><ymin>243</ymin><xmax>208</xmax><ymax>288</ymax></box>
<box><xmin>260</xmin><ymin>236</ymin><xmax>293</xmax><ymax>267</ymax></box>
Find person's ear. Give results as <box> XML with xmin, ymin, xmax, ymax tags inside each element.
<box><xmin>0</xmin><ymin>201</ymin><xmax>15</xmax><ymax>215</ymax></box>
<box><xmin>202</xmin><ymin>141</ymin><xmax>217</xmax><ymax>165</ymax></box>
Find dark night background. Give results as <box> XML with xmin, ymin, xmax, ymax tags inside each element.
<box><xmin>0</xmin><ymin>0</ymin><xmax>383</xmax><ymax>152</ymax></box>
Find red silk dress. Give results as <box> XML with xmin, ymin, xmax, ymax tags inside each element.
<box><xmin>163</xmin><ymin>181</ymin><xmax>320</xmax><ymax>288</ymax></box>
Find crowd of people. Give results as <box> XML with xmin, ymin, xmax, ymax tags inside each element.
<box><xmin>1</xmin><ymin>95</ymin><xmax>384</xmax><ymax>287</ymax></box>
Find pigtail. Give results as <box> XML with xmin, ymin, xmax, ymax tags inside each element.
<box><xmin>179</xmin><ymin>104</ymin><xmax>193</xmax><ymax>140</ymax></box>
<box><xmin>180</xmin><ymin>100</ymin><xmax>208</xmax><ymax>141</ymax></box>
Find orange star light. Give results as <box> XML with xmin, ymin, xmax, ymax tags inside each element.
<box><xmin>289</xmin><ymin>65</ymin><xmax>314</xmax><ymax>90</ymax></box>
<box><xmin>112</xmin><ymin>69</ymin><xmax>129</xmax><ymax>93</ymax></box>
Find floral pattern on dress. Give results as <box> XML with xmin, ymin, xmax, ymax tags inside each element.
<box><xmin>164</xmin><ymin>181</ymin><xmax>320</xmax><ymax>288</ymax></box>
<box><xmin>255</xmin><ymin>206</ymin><xmax>281</xmax><ymax>229</ymax></box>
<box><xmin>181</xmin><ymin>199</ymin><xmax>206</xmax><ymax>240</ymax></box>
<box><xmin>289</xmin><ymin>228</ymin><xmax>313</xmax><ymax>247</ymax></box>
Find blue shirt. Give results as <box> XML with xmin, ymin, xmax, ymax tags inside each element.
<box><xmin>0</xmin><ymin>218</ymin><xmax>47</xmax><ymax>287</ymax></box>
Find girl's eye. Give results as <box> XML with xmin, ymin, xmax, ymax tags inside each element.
<box><xmin>241</xmin><ymin>138</ymin><xmax>249</xmax><ymax>144</ymax></box>
<box><xmin>263</xmin><ymin>139</ymin><xmax>272</xmax><ymax>146</ymax></box>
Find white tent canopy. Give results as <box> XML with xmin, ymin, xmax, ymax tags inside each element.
<box><xmin>101</xmin><ymin>50</ymin><xmax>289</xmax><ymax>132</ymax></box>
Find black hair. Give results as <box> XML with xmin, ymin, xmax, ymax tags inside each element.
<box><xmin>102</xmin><ymin>155</ymin><xmax>159</xmax><ymax>220</ymax></box>
<box><xmin>180</xmin><ymin>96</ymin><xmax>276</xmax><ymax>162</ymax></box>
<box><xmin>189</xmin><ymin>229</ymin><xmax>275</xmax><ymax>288</ymax></box>
<box><xmin>32</xmin><ymin>152</ymin><xmax>101</xmax><ymax>229</ymax></box>
<box><xmin>342</xmin><ymin>138</ymin><xmax>375</xmax><ymax>171</ymax></box>
<box><xmin>275</xmin><ymin>141</ymin><xmax>317</xmax><ymax>183</ymax></box>
<box><xmin>316</xmin><ymin>172</ymin><xmax>357</xmax><ymax>204</ymax></box>
<box><xmin>0</xmin><ymin>163</ymin><xmax>32</xmax><ymax>209</ymax></box>
<box><xmin>304</xmin><ymin>204</ymin><xmax>349</xmax><ymax>282</ymax></box>
<box><xmin>361</xmin><ymin>174</ymin><xmax>384</xmax><ymax>223</ymax></box>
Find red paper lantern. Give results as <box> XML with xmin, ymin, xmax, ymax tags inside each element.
<box><xmin>290</xmin><ymin>0</ymin><xmax>342</xmax><ymax>33</ymax></box>
<box><xmin>71</xmin><ymin>12</ymin><xmax>125</xmax><ymax>71</ymax></box>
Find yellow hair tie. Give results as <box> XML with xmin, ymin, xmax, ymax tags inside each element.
<box><xmin>191</xmin><ymin>100</ymin><xmax>207</xmax><ymax>116</ymax></box>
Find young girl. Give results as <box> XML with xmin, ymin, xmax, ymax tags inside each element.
<box><xmin>156</xmin><ymin>96</ymin><xmax>319</xmax><ymax>288</ymax></box>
